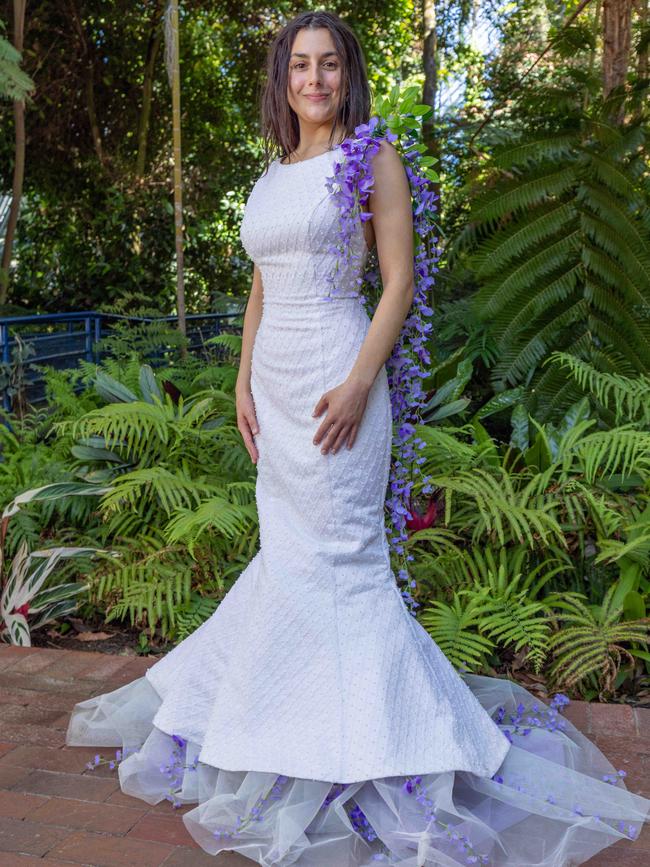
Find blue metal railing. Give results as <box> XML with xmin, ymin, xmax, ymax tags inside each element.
<box><xmin>0</xmin><ymin>309</ymin><xmax>244</xmax><ymax>412</ymax></box>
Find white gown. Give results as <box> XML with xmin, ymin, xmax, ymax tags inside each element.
<box><xmin>66</xmin><ymin>143</ymin><xmax>650</xmax><ymax>865</ymax></box>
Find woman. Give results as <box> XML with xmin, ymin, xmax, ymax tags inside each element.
<box><xmin>66</xmin><ymin>11</ymin><xmax>650</xmax><ymax>866</ymax></box>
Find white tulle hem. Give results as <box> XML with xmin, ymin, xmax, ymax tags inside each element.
<box><xmin>65</xmin><ymin>672</ymin><xmax>650</xmax><ymax>866</ymax></box>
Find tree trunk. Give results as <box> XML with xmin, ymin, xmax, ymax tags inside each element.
<box><xmin>422</xmin><ymin>0</ymin><xmax>438</xmax><ymax>165</ymax></box>
<box><xmin>165</xmin><ymin>0</ymin><xmax>186</xmax><ymax>339</ymax></box>
<box><xmin>70</xmin><ymin>4</ymin><xmax>105</xmax><ymax>167</ymax></box>
<box><xmin>584</xmin><ymin>0</ymin><xmax>603</xmax><ymax>110</ymax></box>
<box><xmin>0</xmin><ymin>0</ymin><xmax>27</xmax><ymax>306</ymax></box>
<box><xmin>84</xmin><ymin>61</ymin><xmax>104</xmax><ymax>165</ymax></box>
<box><xmin>421</xmin><ymin>0</ymin><xmax>439</xmax><ymax>311</ymax></box>
<box><xmin>636</xmin><ymin>0</ymin><xmax>648</xmax><ymax>82</ymax></box>
<box><xmin>136</xmin><ymin>0</ymin><xmax>166</xmax><ymax>178</ymax></box>
<box><xmin>602</xmin><ymin>0</ymin><xmax>634</xmax><ymax>123</ymax></box>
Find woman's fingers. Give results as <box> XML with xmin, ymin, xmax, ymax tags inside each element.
<box><xmin>237</xmin><ymin>401</ymin><xmax>259</xmax><ymax>464</ymax></box>
<box><xmin>311</xmin><ymin>381</ymin><xmax>367</xmax><ymax>454</ymax></box>
<box><xmin>313</xmin><ymin>413</ymin><xmax>334</xmax><ymax>445</ymax></box>
<box><xmin>346</xmin><ymin>424</ymin><xmax>358</xmax><ymax>450</ymax></box>
<box><xmin>312</xmin><ymin>400</ymin><xmax>332</xmax><ymax>444</ymax></box>
<box><xmin>314</xmin><ymin>415</ymin><xmax>337</xmax><ymax>452</ymax></box>
<box><xmin>312</xmin><ymin>392</ymin><xmax>328</xmax><ymax>420</ymax></box>
<box><xmin>330</xmin><ymin>423</ymin><xmax>351</xmax><ymax>454</ymax></box>
<box><xmin>240</xmin><ymin>422</ymin><xmax>259</xmax><ymax>464</ymax></box>
<box><xmin>318</xmin><ymin>420</ymin><xmax>350</xmax><ymax>454</ymax></box>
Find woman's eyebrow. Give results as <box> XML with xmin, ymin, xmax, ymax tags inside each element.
<box><xmin>289</xmin><ymin>51</ymin><xmax>339</xmax><ymax>59</ymax></box>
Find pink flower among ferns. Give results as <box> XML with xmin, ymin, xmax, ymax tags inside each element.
<box><xmin>405</xmin><ymin>495</ymin><xmax>438</xmax><ymax>534</ymax></box>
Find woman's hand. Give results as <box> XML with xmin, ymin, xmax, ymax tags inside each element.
<box><xmin>312</xmin><ymin>375</ymin><xmax>371</xmax><ymax>454</ymax></box>
<box><xmin>236</xmin><ymin>384</ymin><xmax>259</xmax><ymax>464</ymax></box>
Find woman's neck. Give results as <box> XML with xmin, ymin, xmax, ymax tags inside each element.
<box><xmin>292</xmin><ymin>123</ymin><xmax>346</xmax><ymax>158</ymax></box>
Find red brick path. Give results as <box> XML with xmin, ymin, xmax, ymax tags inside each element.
<box><xmin>0</xmin><ymin>645</ymin><xmax>649</xmax><ymax>866</ymax></box>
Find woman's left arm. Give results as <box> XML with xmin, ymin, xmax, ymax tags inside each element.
<box><xmin>312</xmin><ymin>140</ymin><xmax>414</xmax><ymax>454</ymax></box>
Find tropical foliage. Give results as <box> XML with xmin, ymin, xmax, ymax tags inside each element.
<box><xmin>1</xmin><ymin>1</ymin><xmax>649</xmax><ymax>705</ymax></box>
<box><xmin>412</xmin><ymin>354</ymin><xmax>650</xmax><ymax>699</ymax></box>
<box><xmin>449</xmin><ymin>116</ymin><xmax>650</xmax><ymax>417</ymax></box>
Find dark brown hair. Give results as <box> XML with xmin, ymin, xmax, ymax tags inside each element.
<box><xmin>259</xmin><ymin>11</ymin><xmax>371</xmax><ymax>172</ymax></box>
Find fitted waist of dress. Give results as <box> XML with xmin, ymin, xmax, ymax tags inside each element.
<box><xmin>262</xmin><ymin>294</ymin><xmax>362</xmax><ymax>307</ymax></box>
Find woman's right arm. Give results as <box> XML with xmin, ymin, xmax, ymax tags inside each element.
<box><xmin>236</xmin><ymin>263</ymin><xmax>264</xmax><ymax>464</ymax></box>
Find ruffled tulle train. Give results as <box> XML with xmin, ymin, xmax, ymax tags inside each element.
<box><xmin>65</xmin><ymin>670</ymin><xmax>650</xmax><ymax>866</ymax></box>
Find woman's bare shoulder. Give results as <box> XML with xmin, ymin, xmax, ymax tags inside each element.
<box><xmin>370</xmin><ymin>138</ymin><xmax>404</xmax><ymax>172</ymax></box>
<box><xmin>367</xmin><ymin>138</ymin><xmax>409</xmax><ymax>202</ymax></box>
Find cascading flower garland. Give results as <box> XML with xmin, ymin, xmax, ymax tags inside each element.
<box><xmin>324</xmin><ymin>104</ymin><xmax>441</xmax><ymax>614</ymax></box>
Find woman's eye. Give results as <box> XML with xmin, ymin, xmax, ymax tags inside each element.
<box><xmin>292</xmin><ymin>62</ymin><xmax>338</xmax><ymax>70</ymax></box>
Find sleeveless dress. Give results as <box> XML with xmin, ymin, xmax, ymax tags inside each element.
<box><xmin>65</xmin><ymin>143</ymin><xmax>650</xmax><ymax>866</ymax></box>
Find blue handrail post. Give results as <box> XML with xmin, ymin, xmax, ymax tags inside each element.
<box><xmin>93</xmin><ymin>315</ymin><xmax>102</xmax><ymax>363</ymax></box>
<box><xmin>84</xmin><ymin>317</ymin><xmax>92</xmax><ymax>363</ymax></box>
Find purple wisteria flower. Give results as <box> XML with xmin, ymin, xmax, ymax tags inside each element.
<box><xmin>402</xmin><ymin>774</ymin><xmax>489</xmax><ymax>864</ymax></box>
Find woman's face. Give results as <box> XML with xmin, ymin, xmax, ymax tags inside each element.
<box><xmin>287</xmin><ymin>27</ymin><xmax>343</xmax><ymax>128</ymax></box>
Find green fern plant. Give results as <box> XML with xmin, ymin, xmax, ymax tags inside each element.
<box><xmin>173</xmin><ymin>592</ymin><xmax>219</xmax><ymax>642</ymax></box>
<box><xmin>429</xmin><ymin>465</ymin><xmax>565</xmax><ymax>547</ymax></box>
<box><xmin>94</xmin><ymin>539</ymin><xmax>192</xmax><ymax>636</ymax></box>
<box><xmin>419</xmin><ymin>557</ymin><xmax>561</xmax><ymax>675</ymax></box>
<box><xmin>415</xmin><ymin>402</ymin><xmax>650</xmax><ymax>577</ymax></box>
<box><xmin>545</xmin><ymin>352</ymin><xmax>650</xmax><ymax>427</ymax></box>
<box><xmin>0</xmin><ymin>29</ymin><xmax>35</xmax><ymax>101</ymax></box>
<box><xmin>547</xmin><ymin>583</ymin><xmax>650</xmax><ymax>698</ymax></box>
<box><xmin>449</xmin><ymin>117</ymin><xmax>650</xmax><ymax>419</ymax></box>
<box><xmin>410</xmin><ymin>389</ymin><xmax>650</xmax><ymax>687</ymax></box>
<box><xmin>470</xmin><ymin>564</ymin><xmax>557</xmax><ymax>673</ymax></box>
<box><xmin>93</xmin><ymin>296</ymin><xmax>189</xmax><ymax>363</ymax></box>
<box><xmin>419</xmin><ymin>591</ymin><xmax>496</xmax><ymax>671</ymax></box>
<box><xmin>55</xmin><ymin>362</ymin><xmax>257</xmax><ymax>637</ymax></box>
<box><xmin>412</xmin><ymin>540</ymin><xmax>568</xmax><ymax>604</ymax></box>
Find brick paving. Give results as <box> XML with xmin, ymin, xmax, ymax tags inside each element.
<box><xmin>0</xmin><ymin>645</ymin><xmax>649</xmax><ymax>866</ymax></box>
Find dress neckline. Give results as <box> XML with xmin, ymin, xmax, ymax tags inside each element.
<box><xmin>276</xmin><ymin>142</ymin><xmax>344</xmax><ymax>168</ymax></box>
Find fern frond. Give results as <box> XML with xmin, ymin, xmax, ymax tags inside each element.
<box><xmin>571</xmin><ymin>428</ymin><xmax>650</xmax><ymax>483</ymax></box>
<box><xmin>547</xmin><ymin>584</ymin><xmax>650</xmax><ymax>695</ymax></box>
<box><xmin>419</xmin><ymin>591</ymin><xmax>495</xmax><ymax>671</ymax></box>
<box><xmin>99</xmin><ymin>467</ymin><xmax>217</xmax><ymax>516</ymax></box>
<box><xmin>473</xmin><ymin>202</ymin><xmax>576</xmax><ymax>280</ymax></box>
<box><xmin>165</xmin><ymin>495</ymin><xmax>257</xmax><ymax>551</ymax></box>
<box><xmin>71</xmin><ymin>402</ymin><xmax>173</xmax><ymax>461</ymax></box>
<box><xmin>471</xmin><ymin>164</ymin><xmax>579</xmax><ymax>226</ymax></box>
<box><xmin>428</xmin><ymin>467</ymin><xmax>563</xmax><ymax>547</ymax></box>
<box><xmin>547</xmin><ymin>353</ymin><xmax>650</xmax><ymax>425</ymax></box>
<box><xmin>451</xmin><ymin>118</ymin><xmax>650</xmax><ymax>418</ymax></box>
<box><xmin>469</xmin><ymin>566</ymin><xmax>553</xmax><ymax>672</ymax></box>
<box><xmin>174</xmin><ymin>593</ymin><xmax>219</xmax><ymax>641</ymax></box>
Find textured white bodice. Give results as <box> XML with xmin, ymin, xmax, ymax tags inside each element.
<box><xmin>239</xmin><ymin>144</ymin><xmax>368</xmax><ymax>303</ymax></box>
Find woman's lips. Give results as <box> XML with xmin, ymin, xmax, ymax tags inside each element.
<box><xmin>304</xmin><ymin>93</ymin><xmax>329</xmax><ymax>101</ymax></box>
